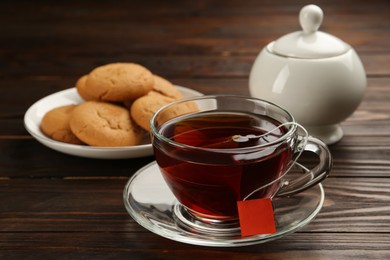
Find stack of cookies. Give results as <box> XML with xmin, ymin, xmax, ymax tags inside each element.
<box><xmin>40</xmin><ymin>62</ymin><xmax>185</xmax><ymax>147</ymax></box>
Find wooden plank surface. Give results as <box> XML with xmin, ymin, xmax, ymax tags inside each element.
<box><xmin>1</xmin><ymin>178</ymin><xmax>389</xmax><ymax>259</ymax></box>
<box><xmin>1</xmin><ymin>233</ymin><xmax>390</xmax><ymax>260</ymax></box>
<box><xmin>1</xmin><ymin>178</ymin><xmax>389</xmax><ymax>232</ymax></box>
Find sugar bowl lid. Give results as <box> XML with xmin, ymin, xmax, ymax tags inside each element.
<box><xmin>269</xmin><ymin>4</ymin><xmax>351</xmax><ymax>59</ymax></box>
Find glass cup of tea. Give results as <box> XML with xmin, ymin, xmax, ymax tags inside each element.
<box><xmin>150</xmin><ymin>95</ymin><xmax>332</xmax><ymax>232</ymax></box>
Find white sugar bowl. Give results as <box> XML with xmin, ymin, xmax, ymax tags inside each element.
<box><xmin>249</xmin><ymin>4</ymin><xmax>366</xmax><ymax>144</ymax></box>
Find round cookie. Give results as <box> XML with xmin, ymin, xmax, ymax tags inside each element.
<box><xmin>40</xmin><ymin>105</ymin><xmax>84</xmax><ymax>145</ymax></box>
<box><xmin>70</xmin><ymin>101</ymin><xmax>143</xmax><ymax>147</ymax></box>
<box><xmin>76</xmin><ymin>75</ymin><xmax>95</xmax><ymax>101</ymax></box>
<box><xmin>131</xmin><ymin>93</ymin><xmax>174</xmax><ymax>132</ymax></box>
<box><xmin>154</xmin><ymin>100</ymin><xmax>199</xmax><ymax>128</ymax></box>
<box><xmin>131</xmin><ymin>93</ymin><xmax>198</xmax><ymax>132</ymax></box>
<box><xmin>123</xmin><ymin>75</ymin><xmax>181</xmax><ymax>108</ymax></box>
<box><xmin>150</xmin><ymin>75</ymin><xmax>182</xmax><ymax>99</ymax></box>
<box><xmin>84</xmin><ymin>63</ymin><xmax>154</xmax><ymax>102</ymax></box>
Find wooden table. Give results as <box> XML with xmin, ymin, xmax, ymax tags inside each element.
<box><xmin>1</xmin><ymin>0</ymin><xmax>389</xmax><ymax>259</ymax></box>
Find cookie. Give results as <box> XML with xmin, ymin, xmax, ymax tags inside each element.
<box><xmin>75</xmin><ymin>75</ymin><xmax>95</xmax><ymax>101</ymax></box>
<box><xmin>70</xmin><ymin>101</ymin><xmax>143</xmax><ymax>147</ymax></box>
<box><xmin>131</xmin><ymin>93</ymin><xmax>198</xmax><ymax>132</ymax></box>
<box><xmin>83</xmin><ymin>63</ymin><xmax>154</xmax><ymax>102</ymax></box>
<box><xmin>130</xmin><ymin>93</ymin><xmax>175</xmax><ymax>132</ymax></box>
<box><xmin>154</xmin><ymin>100</ymin><xmax>199</xmax><ymax>128</ymax></box>
<box><xmin>123</xmin><ymin>75</ymin><xmax>181</xmax><ymax>108</ymax></box>
<box><xmin>40</xmin><ymin>105</ymin><xmax>84</xmax><ymax>145</ymax></box>
<box><xmin>150</xmin><ymin>75</ymin><xmax>182</xmax><ymax>99</ymax></box>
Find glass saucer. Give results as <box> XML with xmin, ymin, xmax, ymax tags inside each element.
<box><xmin>123</xmin><ymin>161</ymin><xmax>325</xmax><ymax>247</ymax></box>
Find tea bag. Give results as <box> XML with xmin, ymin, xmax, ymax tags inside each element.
<box><xmin>237</xmin><ymin>198</ymin><xmax>276</xmax><ymax>236</ymax></box>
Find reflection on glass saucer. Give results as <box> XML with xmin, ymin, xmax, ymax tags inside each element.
<box><xmin>123</xmin><ymin>161</ymin><xmax>325</xmax><ymax>247</ymax></box>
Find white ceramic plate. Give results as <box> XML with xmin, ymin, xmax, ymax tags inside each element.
<box><xmin>24</xmin><ymin>86</ymin><xmax>203</xmax><ymax>159</ymax></box>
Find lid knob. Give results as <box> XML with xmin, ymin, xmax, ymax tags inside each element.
<box><xmin>299</xmin><ymin>5</ymin><xmax>323</xmax><ymax>34</ymax></box>
<box><xmin>269</xmin><ymin>4</ymin><xmax>350</xmax><ymax>58</ymax></box>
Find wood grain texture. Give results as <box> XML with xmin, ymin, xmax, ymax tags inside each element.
<box><xmin>0</xmin><ymin>178</ymin><xmax>389</xmax><ymax>258</ymax></box>
<box><xmin>0</xmin><ymin>178</ymin><xmax>389</xmax><ymax>232</ymax></box>
<box><xmin>1</xmin><ymin>233</ymin><xmax>390</xmax><ymax>259</ymax></box>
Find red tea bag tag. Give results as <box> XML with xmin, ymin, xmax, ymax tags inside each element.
<box><xmin>237</xmin><ymin>198</ymin><xmax>276</xmax><ymax>237</ymax></box>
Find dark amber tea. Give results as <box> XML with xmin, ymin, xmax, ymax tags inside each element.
<box><xmin>153</xmin><ymin>112</ymin><xmax>293</xmax><ymax>219</ymax></box>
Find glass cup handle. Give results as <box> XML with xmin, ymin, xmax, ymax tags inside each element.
<box><xmin>276</xmin><ymin>136</ymin><xmax>333</xmax><ymax>197</ymax></box>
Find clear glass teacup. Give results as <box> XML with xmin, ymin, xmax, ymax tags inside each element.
<box><xmin>151</xmin><ymin>95</ymin><xmax>332</xmax><ymax>227</ymax></box>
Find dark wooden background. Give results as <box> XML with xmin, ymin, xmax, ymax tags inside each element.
<box><xmin>1</xmin><ymin>0</ymin><xmax>389</xmax><ymax>259</ymax></box>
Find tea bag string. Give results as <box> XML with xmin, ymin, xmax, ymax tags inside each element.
<box><xmin>241</xmin><ymin>122</ymin><xmax>309</xmax><ymax>201</ymax></box>
<box><xmin>232</xmin><ymin>121</ymin><xmax>308</xmax><ymax>145</ymax></box>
